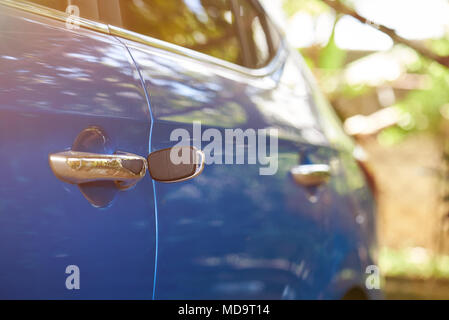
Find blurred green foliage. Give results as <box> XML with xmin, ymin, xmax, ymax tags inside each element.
<box><xmin>382</xmin><ymin>55</ymin><xmax>449</xmax><ymax>144</ymax></box>
<box><xmin>428</xmin><ymin>38</ymin><xmax>449</xmax><ymax>57</ymax></box>
<box><xmin>283</xmin><ymin>0</ymin><xmax>449</xmax><ymax>144</ymax></box>
<box><xmin>380</xmin><ymin>247</ymin><xmax>449</xmax><ymax>279</ymax></box>
<box><xmin>318</xmin><ymin>18</ymin><xmax>347</xmax><ymax>70</ymax></box>
<box><xmin>282</xmin><ymin>0</ymin><xmax>355</xmax><ymax>17</ymax></box>
<box><xmin>282</xmin><ymin>0</ymin><xmax>329</xmax><ymax>17</ymax></box>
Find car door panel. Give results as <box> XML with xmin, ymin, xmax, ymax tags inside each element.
<box><xmin>0</xmin><ymin>5</ymin><xmax>155</xmax><ymax>299</ymax></box>
<box><xmin>123</xmin><ymin>37</ymin><xmax>355</xmax><ymax>299</ymax></box>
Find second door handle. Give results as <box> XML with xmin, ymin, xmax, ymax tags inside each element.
<box><xmin>290</xmin><ymin>164</ymin><xmax>331</xmax><ymax>187</ymax></box>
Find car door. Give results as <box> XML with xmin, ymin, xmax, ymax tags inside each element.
<box><xmin>96</xmin><ymin>0</ymin><xmax>369</xmax><ymax>299</ymax></box>
<box><xmin>0</xmin><ymin>2</ymin><xmax>156</xmax><ymax>298</ymax></box>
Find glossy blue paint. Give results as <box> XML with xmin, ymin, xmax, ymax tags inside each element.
<box><xmin>0</xmin><ymin>2</ymin><xmax>379</xmax><ymax>300</ymax></box>
<box><xmin>122</xmin><ymin>37</ymin><xmax>378</xmax><ymax>299</ymax></box>
<box><xmin>0</xmin><ymin>6</ymin><xmax>156</xmax><ymax>299</ymax></box>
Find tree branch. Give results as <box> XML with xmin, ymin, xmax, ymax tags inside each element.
<box><xmin>321</xmin><ymin>0</ymin><xmax>449</xmax><ymax>68</ymax></box>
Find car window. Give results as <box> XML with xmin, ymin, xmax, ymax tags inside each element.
<box><xmin>22</xmin><ymin>0</ymin><xmax>280</xmax><ymax>69</ymax></box>
<box><xmin>23</xmin><ymin>0</ymin><xmax>67</xmax><ymax>11</ymax></box>
<box><xmin>115</xmin><ymin>0</ymin><xmax>243</xmax><ymax>67</ymax></box>
<box><xmin>23</xmin><ymin>0</ymin><xmax>100</xmax><ymax>20</ymax></box>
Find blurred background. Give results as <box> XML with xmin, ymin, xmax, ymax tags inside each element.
<box><xmin>263</xmin><ymin>0</ymin><xmax>449</xmax><ymax>299</ymax></box>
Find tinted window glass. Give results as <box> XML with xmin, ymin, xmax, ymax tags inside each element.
<box><xmin>24</xmin><ymin>0</ymin><xmax>100</xmax><ymax>20</ymax></box>
<box><xmin>23</xmin><ymin>0</ymin><xmax>280</xmax><ymax>69</ymax></box>
<box><xmin>118</xmin><ymin>0</ymin><xmax>243</xmax><ymax>66</ymax></box>
<box><xmin>24</xmin><ymin>0</ymin><xmax>67</xmax><ymax>11</ymax></box>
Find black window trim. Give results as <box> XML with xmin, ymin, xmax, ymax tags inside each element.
<box><xmin>1</xmin><ymin>0</ymin><xmax>287</xmax><ymax>78</ymax></box>
<box><xmin>232</xmin><ymin>0</ymin><xmax>279</xmax><ymax>69</ymax></box>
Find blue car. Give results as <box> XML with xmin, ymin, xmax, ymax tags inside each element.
<box><xmin>0</xmin><ymin>0</ymin><xmax>379</xmax><ymax>299</ymax></box>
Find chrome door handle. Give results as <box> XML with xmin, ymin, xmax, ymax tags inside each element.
<box><xmin>49</xmin><ymin>150</ymin><xmax>147</xmax><ymax>190</ymax></box>
<box><xmin>290</xmin><ymin>164</ymin><xmax>331</xmax><ymax>187</ymax></box>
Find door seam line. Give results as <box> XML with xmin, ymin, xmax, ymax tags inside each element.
<box><xmin>115</xmin><ymin>36</ymin><xmax>159</xmax><ymax>300</ymax></box>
